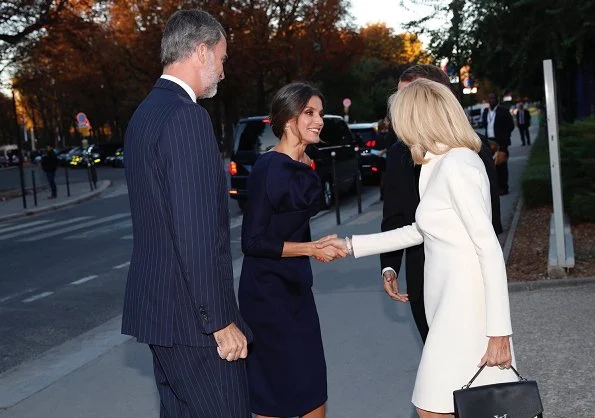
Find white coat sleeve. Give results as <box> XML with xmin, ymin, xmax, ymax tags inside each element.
<box><xmin>351</xmin><ymin>224</ymin><xmax>423</xmax><ymax>259</ymax></box>
<box><xmin>444</xmin><ymin>159</ymin><xmax>512</xmax><ymax>337</ymax></box>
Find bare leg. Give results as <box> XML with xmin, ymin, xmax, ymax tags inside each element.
<box><xmin>302</xmin><ymin>404</ymin><xmax>325</xmax><ymax>418</ymax></box>
<box><xmin>416</xmin><ymin>407</ymin><xmax>454</xmax><ymax>418</ymax></box>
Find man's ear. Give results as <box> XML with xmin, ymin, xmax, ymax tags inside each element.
<box><xmin>196</xmin><ymin>43</ymin><xmax>208</xmax><ymax>65</ymax></box>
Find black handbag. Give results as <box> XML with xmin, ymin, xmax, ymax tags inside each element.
<box><xmin>453</xmin><ymin>363</ymin><xmax>543</xmax><ymax>418</ymax></box>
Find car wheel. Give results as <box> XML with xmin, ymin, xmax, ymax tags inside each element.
<box><xmin>321</xmin><ymin>179</ymin><xmax>333</xmax><ymax>208</ymax></box>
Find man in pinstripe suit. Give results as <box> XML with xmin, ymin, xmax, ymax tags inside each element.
<box><xmin>122</xmin><ymin>9</ymin><xmax>251</xmax><ymax>417</ymax></box>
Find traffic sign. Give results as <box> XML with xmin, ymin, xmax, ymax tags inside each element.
<box><xmin>342</xmin><ymin>98</ymin><xmax>352</xmax><ymax>108</ymax></box>
<box><xmin>76</xmin><ymin>112</ymin><xmax>91</xmax><ymax>129</ymax></box>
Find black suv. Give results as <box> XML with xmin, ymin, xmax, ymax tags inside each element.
<box><xmin>229</xmin><ymin>115</ymin><xmax>358</xmax><ymax>211</ymax></box>
<box><xmin>349</xmin><ymin>122</ymin><xmax>387</xmax><ymax>184</ymax></box>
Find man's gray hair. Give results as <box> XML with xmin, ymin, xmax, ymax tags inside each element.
<box><xmin>161</xmin><ymin>9</ymin><xmax>226</xmax><ymax>66</ymax></box>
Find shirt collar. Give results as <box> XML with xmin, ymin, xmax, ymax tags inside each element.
<box><xmin>160</xmin><ymin>74</ymin><xmax>197</xmax><ymax>103</ymax></box>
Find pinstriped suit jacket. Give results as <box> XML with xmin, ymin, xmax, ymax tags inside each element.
<box><xmin>122</xmin><ymin>78</ymin><xmax>250</xmax><ymax>347</ymax></box>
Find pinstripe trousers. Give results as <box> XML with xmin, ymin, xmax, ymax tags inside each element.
<box><xmin>150</xmin><ymin>345</ymin><xmax>251</xmax><ymax>418</ymax></box>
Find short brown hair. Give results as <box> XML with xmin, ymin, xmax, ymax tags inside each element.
<box><xmin>399</xmin><ymin>64</ymin><xmax>450</xmax><ymax>89</ymax></box>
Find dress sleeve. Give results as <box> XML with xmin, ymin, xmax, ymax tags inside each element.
<box><xmin>352</xmin><ymin>223</ymin><xmax>423</xmax><ymax>259</ymax></box>
<box><xmin>241</xmin><ymin>158</ymin><xmax>284</xmax><ymax>259</ymax></box>
<box><xmin>444</xmin><ymin>157</ymin><xmax>512</xmax><ymax>337</ymax></box>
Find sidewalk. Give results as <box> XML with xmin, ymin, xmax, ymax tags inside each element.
<box><xmin>0</xmin><ymin>180</ymin><xmax>111</xmax><ymax>222</ymax></box>
<box><xmin>1</xmin><ymin>122</ymin><xmax>592</xmax><ymax>417</ymax></box>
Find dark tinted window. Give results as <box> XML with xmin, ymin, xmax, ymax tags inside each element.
<box><xmin>320</xmin><ymin>118</ymin><xmax>352</xmax><ymax>146</ymax></box>
<box><xmin>351</xmin><ymin>128</ymin><xmax>377</xmax><ymax>141</ymax></box>
<box><xmin>234</xmin><ymin>120</ymin><xmax>278</xmax><ymax>153</ymax></box>
<box><xmin>319</xmin><ymin>119</ymin><xmax>342</xmax><ymax>146</ymax></box>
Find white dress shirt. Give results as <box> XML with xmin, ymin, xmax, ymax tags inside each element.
<box><xmin>160</xmin><ymin>74</ymin><xmax>197</xmax><ymax>103</ymax></box>
<box><xmin>487</xmin><ymin>106</ymin><xmax>497</xmax><ymax>138</ymax></box>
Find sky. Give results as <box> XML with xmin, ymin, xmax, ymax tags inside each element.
<box><xmin>349</xmin><ymin>0</ymin><xmax>427</xmax><ymax>32</ymax></box>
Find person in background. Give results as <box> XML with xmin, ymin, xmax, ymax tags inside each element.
<box><xmin>41</xmin><ymin>145</ymin><xmax>59</xmax><ymax>199</ymax></box>
<box><xmin>516</xmin><ymin>102</ymin><xmax>531</xmax><ymax>146</ymax></box>
<box><xmin>239</xmin><ymin>82</ymin><xmax>346</xmax><ymax>418</ymax></box>
<box><xmin>481</xmin><ymin>92</ymin><xmax>514</xmax><ymax>195</ymax></box>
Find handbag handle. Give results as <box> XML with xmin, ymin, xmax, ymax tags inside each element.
<box><xmin>462</xmin><ymin>363</ymin><xmax>526</xmax><ymax>389</ymax></box>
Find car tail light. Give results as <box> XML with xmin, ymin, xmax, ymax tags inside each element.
<box><xmin>371</xmin><ymin>166</ymin><xmax>379</xmax><ymax>172</ymax></box>
<box><xmin>310</xmin><ymin>160</ymin><xmax>316</xmax><ymax>170</ymax></box>
<box><xmin>229</xmin><ymin>161</ymin><xmax>238</xmax><ymax>176</ymax></box>
<box><xmin>365</xmin><ymin>140</ymin><xmax>376</xmax><ymax>147</ymax></box>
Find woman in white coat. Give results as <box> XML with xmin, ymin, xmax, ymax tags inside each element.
<box><xmin>323</xmin><ymin>78</ymin><xmax>517</xmax><ymax>417</ymax></box>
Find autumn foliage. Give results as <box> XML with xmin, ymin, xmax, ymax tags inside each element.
<box><xmin>1</xmin><ymin>0</ymin><xmax>431</xmax><ymax>153</ymax></box>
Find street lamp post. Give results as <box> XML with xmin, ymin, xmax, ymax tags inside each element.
<box><xmin>11</xmin><ymin>88</ymin><xmax>27</xmax><ymax>209</ymax></box>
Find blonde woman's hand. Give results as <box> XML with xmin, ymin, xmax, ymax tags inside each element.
<box><xmin>479</xmin><ymin>336</ymin><xmax>512</xmax><ymax>369</ymax></box>
<box><xmin>312</xmin><ymin>238</ymin><xmax>348</xmax><ymax>262</ymax></box>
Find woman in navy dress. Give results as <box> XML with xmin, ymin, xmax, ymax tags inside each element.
<box><xmin>239</xmin><ymin>83</ymin><xmax>345</xmax><ymax>418</ymax></box>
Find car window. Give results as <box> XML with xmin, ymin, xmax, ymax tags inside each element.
<box><xmin>235</xmin><ymin>120</ymin><xmax>278</xmax><ymax>153</ymax></box>
<box><xmin>351</xmin><ymin>128</ymin><xmax>376</xmax><ymax>141</ymax></box>
<box><xmin>319</xmin><ymin>119</ymin><xmax>342</xmax><ymax>146</ymax></box>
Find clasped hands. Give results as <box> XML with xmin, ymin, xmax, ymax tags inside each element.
<box><xmin>311</xmin><ymin>235</ymin><xmax>349</xmax><ymax>263</ymax></box>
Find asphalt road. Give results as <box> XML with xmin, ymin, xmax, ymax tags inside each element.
<box><xmin>0</xmin><ymin>167</ymin><xmax>380</xmax><ymax>373</ymax></box>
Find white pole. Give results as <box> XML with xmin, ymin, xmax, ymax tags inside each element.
<box><xmin>31</xmin><ymin>127</ymin><xmax>36</xmax><ymax>151</ymax></box>
<box><xmin>543</xmin><ymin>59</ymin><xmax>566</xmax><ymax>266</ymax></box>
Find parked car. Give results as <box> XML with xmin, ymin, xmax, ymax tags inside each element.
<box><xmin>110</xmin><ymin>148</ymin><xmax>124</xmax><ymax>167</ymax></box>
<box><xmin>465</xmin><ymin>104</ymin><xmax>486</xmax><ymax>128</ymax></box>
<box><xmin>67</xmin><ymin>147</ymin><xmax>88</xmax><ymax>167</ymax></box>
<box><xmin>88</xmin><ymin>143</ymin><xmax>123</xmax><ymax>165</ymax></box>
<box><xmin>349</xmin><ymin>122</ymin><xmax>387</xmax><ymax>184</ymax></box>
<box><xmin>229</xmin><ymin>115</ymin><xmax>358</xmax><ymax>211</ymax></box>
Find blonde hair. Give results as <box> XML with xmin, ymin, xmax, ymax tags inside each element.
<box><xmin>388</xmin><ymin>78</ymin><xmax>481</xmax><ymax>164</ymax></box>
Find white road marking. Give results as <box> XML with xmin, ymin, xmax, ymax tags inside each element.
<box><xmin>0</xmin><ymin>220</ymin><xmax>52</xmax><ymax>235</ymax></box>
<box><xmin>19</xmin><ymin>214</ymin><xmax>130</xmax><ymax>242</ymax></box>
<box><xmin>113</xmin><ymin>261</ymin><xmax>130</xmax><ymax>269</ymax></box>
<box><xmin>0</xmin><ymin>288</ymin><xmax>39</xmax><ymax>304</ymax></box>
<box><xmin>65</xmin><ymin>220</ymin><xmax>132</xmax><ymax>239</ymax></box>
<box><xmin>120</xmin><ymin>234</ymin><xmax>133</xmax><ymax>240</ymax></box>
<box><xmin>0</xmin><ymin>217</ymin><xmax>92</xmax><ymax>241</ymax></box>
<box><xmin>22</xmin><ymin>291</ymin><xmax>54</xmax><ymax>303</ymax></box>
<box><xmin>70</xmin><ymin>275</ymin><xmax>99</xmax><ymax>285</ymax></box>
<box><xmin>229</xmin><ymin>216</ymin><xmax>243</xmax><ymax>230</ymax></box>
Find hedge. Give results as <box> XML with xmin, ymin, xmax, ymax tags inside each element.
<box><xmin>521</xmin><ymin>117</ymin><xmax>595</xmax><ymax>223</ymax></box>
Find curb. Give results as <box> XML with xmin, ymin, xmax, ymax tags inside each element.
<box><xmin>0</xmin><ymin>180</ymin><xmax>112</xmax><ymax>222</ymax></box>
<box><xmin>503</xmin><ymin>195</ymin><xmax>523</xmax><ymax>264</ymax></box>
<box><xmin>508</xmin><ymin>276</ymin><xmax>595</xmax><ymax>292</ymax></box>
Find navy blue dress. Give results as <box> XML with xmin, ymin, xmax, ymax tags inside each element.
<box><xmin>238</xmin><ymin>151</ymin><xmax>327</xmax><ymax>417</ymax></box>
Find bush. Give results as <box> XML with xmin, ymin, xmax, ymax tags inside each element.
<box><xmin>522</xmin><ymin>163</ymin><xmax>552</xmax><ymax>208</ymax></box>
<box><xmin>568</xmin><ymin>192</ymin><xmax>595</xmax><ymax>223</ymax></box>
<box><xmin>521</xmin><ymin>117</ymin><xmax>595</xmax><ymax>223</ymax></box>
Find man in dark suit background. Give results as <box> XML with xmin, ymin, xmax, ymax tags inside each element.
<box><xmin>380</xmin><ymin>65</ymin><xmax>502</xmax><ymax>343</ymax></box>
<box><xmin>482</xmin><ymin>93</ymin><xmax>515</xmax><ymax>195</ymax></box>
<box><xmin>122</xmin><ymin>9</ymin><xmax>251</xmax><ymax>417</ymax></box>
<box><xmin>516</xmin><ymin>102</ymin><xmax>532</xmax><ymax>146</ymax></box>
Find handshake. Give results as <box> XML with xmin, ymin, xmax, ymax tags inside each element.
<box><xmin>311</xmin><ymin>234</ymin><xmax>350</xmax><ymax>263</ymax></box>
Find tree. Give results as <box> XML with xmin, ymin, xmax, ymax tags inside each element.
<box><xmin>405</xmin><ymin>0</ymin><xmax>595</xmax><ymax>119</ymax></box>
